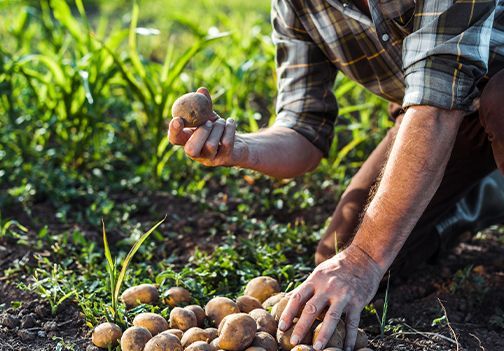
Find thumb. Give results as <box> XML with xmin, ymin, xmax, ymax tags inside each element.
<box><xmin>196</xmin><ymin>87</ymin><xmax>212</xmax><ymax>105</ymax></box>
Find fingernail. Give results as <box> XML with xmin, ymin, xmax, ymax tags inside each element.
<box><xmin>278</xmin><ymin>320</ymin><xmax>286</xmax><ymax>331</ymax></box>
<box><xmin>205</xmin><ymin>120</ymin><xmax>212</xmax><ymax>127</ymax></box>
<box><xmin>290</xmin><ymin>335</ymin><xmax>299</xmax><ymax>345</ymax></box>
<box><xmin>227</xmin><ymin>118</ymin><xmax>235</xmax><ymax>124</ymax></box>
<box><xmin>313</xmin><ymin>342</ymin><xmax>323</xmax><ymax>350</ymax></box>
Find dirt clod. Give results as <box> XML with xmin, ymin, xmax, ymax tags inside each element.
<box><xmin>0</xmin><ymin>314</ymin><xmax>20</xmax><ymax>329</ymax></box>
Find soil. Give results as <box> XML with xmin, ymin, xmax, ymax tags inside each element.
<box><xmin>1</xmin><ymin>188</ymin><xmax>503</xmax><ymax>351</ymax></box>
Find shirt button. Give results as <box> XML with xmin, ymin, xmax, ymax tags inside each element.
<box><xmin>381</xmin><ymin>33</ymin><xmax>390</xmax><ymax>42</ymax></box>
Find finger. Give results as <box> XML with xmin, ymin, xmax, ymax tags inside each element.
<box><xmin>291</xmin><ymin>295</ymin><xmax>328</xmax><ymax>346</ymax></box>
<box><xmin>196</xmin><ymin>87</ymin><xmax>212</xmax><ymax>105</ymax></box>
<box><xmin>203</xmin><ymin>118</ymin><xmax>226</xmax><ymax>158</ymax></box>
<box><xmin>219</xmin><ymin>118</ymin><xmax>236</xmax><ymax>155</ymax></box>
<box><xmin>312</xmin><ymin>301</ymin><xmax>346</xmax><ymax>350</ymax></box>
<box><xmin>168</xmin><ymin>117</ymin><xmax>193</xmax><ymax>145</ymax></box>
<box><xmin>184</xmin><ymin>120</ymin><xmax>213</xmax><ymax>158</ymax></box>
<box><xmin>343</xmin><ymin>308</ymin><xmax>361</xmax><ymax>351</ymax></box>
<box><xmin>279</xmin><ymin>283</ymin><xmax>315</xmax><ymax>331</ymax></box>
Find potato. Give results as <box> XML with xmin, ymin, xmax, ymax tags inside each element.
<box><xmin>165</xmin><ymin>287</ymin><xmax>192</xmax><ymax>307</ymax></box>
<box><xmin>161</xmin><ymin>329</ymin><xmax>184</xmax><ymax>340</ymax></box>
<box><xmin>121</xmin><ymin>326</ymin><xmax>152</xmax><ymax>351</ymax></box>
<box><xmin>170</xmin><ymin>307</ymin><xmax>197</xmax><ymax>331</ymax></box>
<box><xmin>144</xmin><ymin>333</ymin><xmax>183</xmax><ymax>351</ymax></box>
<box><xmin>277</xmin><ymin>323</ymin><xmax>312</xmax><ymax>351</ymax></box>
<box><xmin>271</xmin><ymin>296</ymin><xmax>289</xmax><ymax>321</ymax></box>
<box><xmin>322</xmin><ymin>349</ymin><xmax>343</xmax><ymax>351</ymax></box>
<box><xmin>186</xmin><ymin>305</ymin><xmax>206</xmax><ymax>327</ymax></box>
<box><xmin>291</xmin><ymin>345</ymin><xmax>313</xmax><ymax>351</ymax></box>
<box><xmin>237</xmin><ymin>296</ymin><xmax>263</xmax><ymax>313</ymax></box>
<box><xmin>133</xmin><ymin>313</ymin><xmax>169</xmax><ymax>336</ymax></box>
<box><xmin>210</xmin><ymin>337</ymin><xmax>220</xmax><ymax>351</ymax></box>
<box><xmin>355</xmin><ymin>329</ymin><xmax>368</xmax><ymax>349</ymax></box>
<box><xmin>312</xmin><ymin>320</ymin><xmax>345</xmax><ymax>349</ymax></box>
<box><xmin>244</xmin><ymin>277</ymin><xmax>281</xmax><ymax>303</ymax></box>
<box><xmin>218</xmin><ymin>313</ymin><xmax>257</xmax><ymax>351</ymax></box>
<box><xmin>181</xmin><ymin>327</ymin><xmax>210</xmax><ymax>347</ymax></box>
<box><xmin>249</xmin><ymin>309</ymin><xmax>277</xmax><ymax>336</ymax></box>
<box><xmin>121</xmin><ymin>284</ymin><xmax>159</xmax><ymax>309</ymax></box>
<box><xmin>251</xmin><ymin>332</ymin><xmax>277</xmax><ymax>351</ymax></box>
<box><xmin>205</xmin><ymin>297</ymin><xmax>240</xmax><ymax>326</ymax></box>
<box><xmin>91</xmin><ymin>322</ymin><xmax>122</xmax><ymax>348</ymax></box>
<box><xmin>186</xmin><ymin>341</ymin><xmax>213</xmax><ymax>351</ymax></box>
<box><xmin>171</xmin><ymin>92</ymin><xmax>212</xmax><ymax>128</ymax></box>
<box><xmin>262</xmin><ymin>293</ymin><xmax>286</xmax><ymax>310</ymax></box>
<box><xmin>205</xmin><ymin>327</ymin><xmax>218</xmax><ymax>341</ymax></box>
<box><xmin>245</xmin><ymin>347</ymin><xmax>267</xmax><ymax>351</ymax></box>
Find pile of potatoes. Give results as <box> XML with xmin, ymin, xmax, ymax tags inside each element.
<box><xmin>91</xmin><ymin>277</ymin><xmax>371</xmax><ymax>351</ymax></box>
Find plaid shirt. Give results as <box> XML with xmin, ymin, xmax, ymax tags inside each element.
<box><xmin>272</xmin><ymin>0</ymin><xmax>504</xmax><ymax>155</ymax></box>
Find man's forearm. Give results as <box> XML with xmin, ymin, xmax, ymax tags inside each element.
<box><xmin>352</xmin><ymin>106</ymin><xmax>465</xmax><ymax>273</ymax></box>
<box><xmin>234</xmin><ymin>126</ymin><xmax>323</xmax><ymax>178</ymax></box>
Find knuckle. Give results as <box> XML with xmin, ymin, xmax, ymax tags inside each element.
<box><xmin>304</xmin><ymin>303</ymin><xmax>319</xmax><ymax>315</ymax></box>
<box><xmin>346</xmin><ymin>318</ymin><xmax>360</xmax><ymax>329</ymax></box>
<box><xmin>206</xmin><ymin>142</ymin><xmax>218</xmax><ymax>153</ymax></box>
<box><xmin>291</xmin><ymin>292</ymin><xmax>302</xmax><ymax>302</ymax></box>
<box><xmin>184</xmin><ymin>146</ymin><xmax>197</xmax><ymax>158</ymax></box>
<box><xmin>327</xmin><ymin>308</ymin><xmax>341</xmax><ymax>320</ymax></box>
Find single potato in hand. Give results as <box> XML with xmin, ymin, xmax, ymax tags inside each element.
<box><xmin>171</xmin><ymin>92</ymin><xmax>213</xmax><ymax>128</ymax></box>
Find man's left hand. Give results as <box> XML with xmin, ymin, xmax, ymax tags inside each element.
<box><xmin>278</xmin><ymin>244</ymin><xmax>385</xmax><ymax>351</ymax></box>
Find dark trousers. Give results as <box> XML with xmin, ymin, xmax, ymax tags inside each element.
<box><xmin>315</xmin><ymin>69</ymin><xmax>504</xmax><ymax>276</ymax></box>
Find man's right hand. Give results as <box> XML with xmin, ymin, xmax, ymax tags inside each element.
<box><xmin>168</xmin><ymin>87</ymin><xmax>248</xmax><ymax>167</ymax></box>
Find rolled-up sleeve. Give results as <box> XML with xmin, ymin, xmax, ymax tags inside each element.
<box><xmin>402</xmin><ymin>0</ymin><xmax>496</xmax><ymax>111</ymax></box>
<box><xmin>271</xmin><ymin>0</ymin><xmax>338</xmax><ymax>156</ymax></box>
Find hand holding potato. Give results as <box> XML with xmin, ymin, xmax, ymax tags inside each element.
<box><xmin>169</xmin><ymin>87</ymin><xmax>248</xmax><ymax>167</ymax></box>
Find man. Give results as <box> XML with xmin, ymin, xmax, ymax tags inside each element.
<box><xmin>169</xmin><ymin>0</ymin><xmax>504</xmax><ymax>349</ymax></box>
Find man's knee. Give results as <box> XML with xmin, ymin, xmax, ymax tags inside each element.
<box><xmin>480</xmin><ymin>69</ymin><xmax>504</xmax><ymax>139</ymax></box>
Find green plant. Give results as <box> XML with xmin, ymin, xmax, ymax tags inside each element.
<box><xmin>21</xmin><ymin>262</ymin><xmax>76</xmax><ymax>315</ymax></box>
<box><xmin>102</xmin><ymin>217</ymin><xmax>165</xmax><ymax>324</ymax></box>
<box><xmin>374</xmin><ymin>271</ymin><xmax>391</xmax><ymax>337</ymax></box>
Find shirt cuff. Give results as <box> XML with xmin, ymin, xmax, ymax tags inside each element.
<box><xmin>402</xmin><ymin>61</ymin><xmax>480</xmax><ymax>112</ymax></box>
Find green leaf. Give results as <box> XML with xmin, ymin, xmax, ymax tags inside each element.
<box><xmin>17</xmin><ymin>54</ymin><xmax>67</xmax><ymax>89</ymax></box>
<box><xmin>128</xmin><ymin>1</ymin><xmax>146</xmax><ymax>79</ymax></box>
<box><xmin>50</xmin><ymin>0</ymin><xmax>82</xmax><ymax>41</ymax></box>
<box><xmin>113</xmin><ymin>218</ymin><xmax>166</xmax><ymax>306</ymax></box>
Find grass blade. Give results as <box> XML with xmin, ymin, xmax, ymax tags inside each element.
<box><xmin>113</xmin><ymin>217</ymin><xmax>166</xmax><ymax>304</ymax></box>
